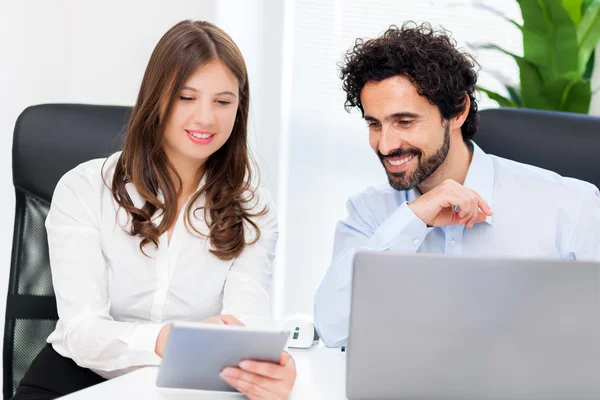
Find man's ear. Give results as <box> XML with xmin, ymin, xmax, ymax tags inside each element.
<box><xmin>451</xmin><ymin>93</ymin><xmax>470</xmax><ymax>130</ymax></box>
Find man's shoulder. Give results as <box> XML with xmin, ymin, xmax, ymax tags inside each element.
<box><xmin>489</xmin><ymin>154</ymin><xmax>595</xmax><ymax>200</ymax></box>
<box><xmin>347</xmin><ymin>184</ymin><xmax>407</xmax><ymax>212</ymax></box>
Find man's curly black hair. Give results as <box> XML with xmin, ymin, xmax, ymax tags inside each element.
<box><xmin>340</xmin><ymin>22</ymin><xmax>480</xmax><ymax>142</ymax></box>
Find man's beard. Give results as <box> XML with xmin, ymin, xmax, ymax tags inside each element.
<box><xmin>378</xmin><ymin>124</ymin><xmax>451</xmax><ymax>191</ymax></box>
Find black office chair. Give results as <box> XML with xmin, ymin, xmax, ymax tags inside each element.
<box><xmin>4</xmin><ymin>104</ymin><xmax>130</xmax><ymax>399</ymax></box>
<box><xmin>477</xmin><ymin>108</ymin><xmax>600</xmax><ymax>188</ymax></box>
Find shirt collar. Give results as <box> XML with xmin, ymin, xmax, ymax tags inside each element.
<box><xmin>405</xmin><ymin>141</ymin><xmax>495</xmax><ymax>225</ymax></box>
<box><xmin>123</xmin><ymin>172</ymin><xmax>208</xmax><ymax>224</ymax></box>
<box><xmin>463</xmin><ymin>141</ymin><xmax>495</xmax><ymax>225</ymax></box>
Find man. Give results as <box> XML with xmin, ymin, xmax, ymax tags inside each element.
<box><xmin>314</xmin><ymin>22</ymin><xmax>600</xmax><ymax>347</ymax></box>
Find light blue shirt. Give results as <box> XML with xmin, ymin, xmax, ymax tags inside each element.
<box><xmin>314</xmin><ymin>142</ymin><xmax>600</xmax><ymax>347</ymax></box>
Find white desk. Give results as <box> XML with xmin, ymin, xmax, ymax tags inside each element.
<box><xmin>60</xmin><ymin>344</ymin><xmax>348</xmax><ymax>399</ymax></box>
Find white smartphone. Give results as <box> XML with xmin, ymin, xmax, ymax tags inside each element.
<box><xmin>156</xmin><ymin>322</ymin><xmax>291</xmax><ymax>392</ymax></box>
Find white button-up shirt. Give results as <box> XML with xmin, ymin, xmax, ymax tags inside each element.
<box><xmin>314</xmin><ymin>142</ymin><xmax>600</xmax><ymax>347</ymax></box>
<box><xmin>46</xmin><ymin>152</ymin><xmax>278</xmax><ymax>378</ymax></box>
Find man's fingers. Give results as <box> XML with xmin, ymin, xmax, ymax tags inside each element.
<box><xmin>477</xmin><ymin>198</ymin><xmax>493</xmax><ymax>216</ymax></box>
<box><xmin>456</xmin><ymin>188</ymin><xmax>491</xmax><ymax>228</ymax></box>
<box><xmin>466</xmin><ymin>191</ymin><xmax>482</xmax><ymax>228</ymax></box>
<box><xmin>458</xmin><ymin>207</ymin><xmax>470</xmax><ymax>219</ymax></box>
<box><xmin>443</xmin><ymin>193</ymin><xmax>469</xmax><ymax>214</ymax></box>
<box><xmin>429</xmin><ymin>184</ymin><xmax>492</xmax><ymax>228</ymax></box>
<box><xmin>451</xmin><ymin>191</ymin><xmax>484</xmax><ymax>228</ymax></box>
<box><xmin>466</xmin><ymin>195</ymin><xmax>481</xmax><ymax>228</ymax></box>
<box><xmin>440</xmin><ymin>193</ymin><xmax>472</xmax><ymax>226</ymax></box>
<box><xmin>470</xmin><ymin>189</ymin><xmax>493</xmax><ymax>216</ymax></box>
<box><xmin>476</xmin><ymin>211</ymin><xmax>488</xmax><ymax>223</ymax></box>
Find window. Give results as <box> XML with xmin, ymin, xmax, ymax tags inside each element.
<box><xmin>275</xmin><ymin>0</ymin><xmax>523</xmax><ymax>316</ymax></box>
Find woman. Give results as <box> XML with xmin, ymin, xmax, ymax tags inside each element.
<box><xmin>14</xmin><ymin>20</ymin><xmax>295</xmax><ymax>400</ymax></box>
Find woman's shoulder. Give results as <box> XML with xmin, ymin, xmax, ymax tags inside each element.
<box><xmin>54</xmin><ymin>152</ymin><xmax>122</xmax><ymax>197</ymax></box>
<box><xmin>242</xmin><ymin>185</ymin><xmax>276</xmax><ymax>216</ymax></box>
<box><xmin>239</xmin><ymin>185</ymin><xmax>278</xmax><ymax>241</ymax></box>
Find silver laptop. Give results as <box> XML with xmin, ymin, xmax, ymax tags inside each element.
<box><xmin>347</xmin><ymin>252</ymin><xmax>600</xmax><ymax>400</ymax></box>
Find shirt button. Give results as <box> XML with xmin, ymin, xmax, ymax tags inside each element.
<box><xmin>449</xmin><ymin>239</ymin><xmax>456</xmax><ymax>247</ymax></box>
<box><xmin>412</xmin><ymin>238</ymin><xmax>420</xmax><ymax>245</ymax></box>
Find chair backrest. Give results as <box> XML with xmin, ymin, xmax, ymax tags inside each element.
<box><xmin>477</xmin><ymin>108</ymin><xmax>600</xmax><ymax>188</ymax></box>
<box><xmin>4</xmin><ymin>104</ymin><xmax>131</xmax><ymax>399</ymax></box>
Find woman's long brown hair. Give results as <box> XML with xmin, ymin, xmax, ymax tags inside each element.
<box><xmin>110</xmin><ymin>20</ymin><xmax>265</xmax><ymax>260</ymax></box>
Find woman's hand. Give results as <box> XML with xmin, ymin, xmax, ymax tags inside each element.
<box><xmin>200</xmin><ymin>315</ymin><xmax>244</xmax><ymax>326</ymax></box>
<box><xmin>155</xmin><ymin>314</ymin><xmax>244</xmax><ymax>356</ymax></box>
<box><xmin>220</xmin><ymin>352</ymin><xmax>297</xmax><ymax>399</ymax></box>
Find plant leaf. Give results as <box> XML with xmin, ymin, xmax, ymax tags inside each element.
<box><xmin>561</xmin><ymin>80</ymin><xmax>592</xmax><ymax>112</ymax></box>
<box><xmin>538</xmin><ymin>78</ymin><xmax>591</xmax><ymax>111</ymax></box>
<box><xmin>518</xmin><ymin>55</ymin><xmax>556</xmax><ymax>109</ymax></box>
<box><xmin>472</xmin><ymin>1</ymin><xmax>523</xmax><ymax>31</ymax></box>
<box><xmin>563</xmin><ymin>0</ymin><xmax>583</xmax><ymax>24</ymax></box>
<box><xmin>473</xmin><ymin>43</ymin><xmax>526</xmax><ymax>60</ymax></box>
<box><xmin>582</xmin><ymin>0</ymin><xmax>600</xmax><ymax>15</ymax></box>
<box><xmin>478</xmin><ymin>1</ymin><xmax>595</xmax><ymax>114</ymax></box>
<box><xmin>577</xmin><ymin>2</ymin><xmax>600</xmax><ymax>72</ymax></box>
<box><xmin>473</xmin><ymin>43</ymin><xmax>549</xmax><ymax>107</ymax></box>
<box><xmin>477</xmin><ymin>87</ymin><xmax>519</xmax><ymax>107</ymax></box>
<box><xmin>517</xmin><ymin>0</ymin><xmax>580</xmax><ymax>79</ymax></box>
<box><xmin>583</xmin><ymin>48</ymin><xmax>596</xmax><ymax>80</ymax></box>
<box><xmin>505</xmin><ymin>85</ymin><xmax>524</xmax><ymax>107</ymax></box>
<box><xmin>480</xmin><ymin>68</ymin><xmax>524</xmax><ymax>107</ymax></box>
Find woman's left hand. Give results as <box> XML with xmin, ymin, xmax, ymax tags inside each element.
<box><xmin>220</xmin><ymin>351</ymin><xmax>297</xmax><ymax>399</ymax></box>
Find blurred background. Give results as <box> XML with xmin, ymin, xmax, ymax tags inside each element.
<box><xmin>0</xmin><ymin>1</ymin><xmax>599</xmax><ymax>388</ymax></box>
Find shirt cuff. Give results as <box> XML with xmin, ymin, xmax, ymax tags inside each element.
<box><xmin>127</xmin><ymin>323</ymin><xmax>164</xmax><ymax>365</ymax></box>
<box><xmin>368</xmin><ymin>201</ymin><xmax>432</xmax><ymax>251</ymax></box>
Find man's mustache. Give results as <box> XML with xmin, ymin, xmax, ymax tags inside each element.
<box><xmin>377</xmin><ymin>148</ymin><xmax>421</xmax><ymax>161</ymax></box>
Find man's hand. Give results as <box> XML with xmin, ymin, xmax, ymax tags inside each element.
<box><xmin>408</xmin><ymin>179</ymin><xmax>493</xmax><ymax>228</ymax></box>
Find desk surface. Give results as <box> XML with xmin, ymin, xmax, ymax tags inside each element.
<box><xmin>60</xmin><ymin>344</ymin><xmax>348</xmax><ymax>399</ymax></box>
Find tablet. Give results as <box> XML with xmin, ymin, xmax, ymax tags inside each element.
<box><xmin>155</xmin><ymin>322</ymin><xmax>291</xmax><ymax>392</ymax></box>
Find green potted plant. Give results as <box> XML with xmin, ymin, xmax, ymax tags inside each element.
<box><xmin>477</xmin><ymin>0</ymin><xmax>600</xmax><ymax>114</ymax></box>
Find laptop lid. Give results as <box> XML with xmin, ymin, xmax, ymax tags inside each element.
<box><xmin>347</xmin><ymin>252</ymin><xmax>600</xmax><ymax>400</ymax></box>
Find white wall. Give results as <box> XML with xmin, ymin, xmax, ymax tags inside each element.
<box><xmin>212</xmin><ymin>1</ymin><xmax>288</xmax><ymax>318</ymax></box>
<box><xmin>0</xmin><ymin>0</ymin><xmax>218</xmax><ymax>388</ymax></box>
